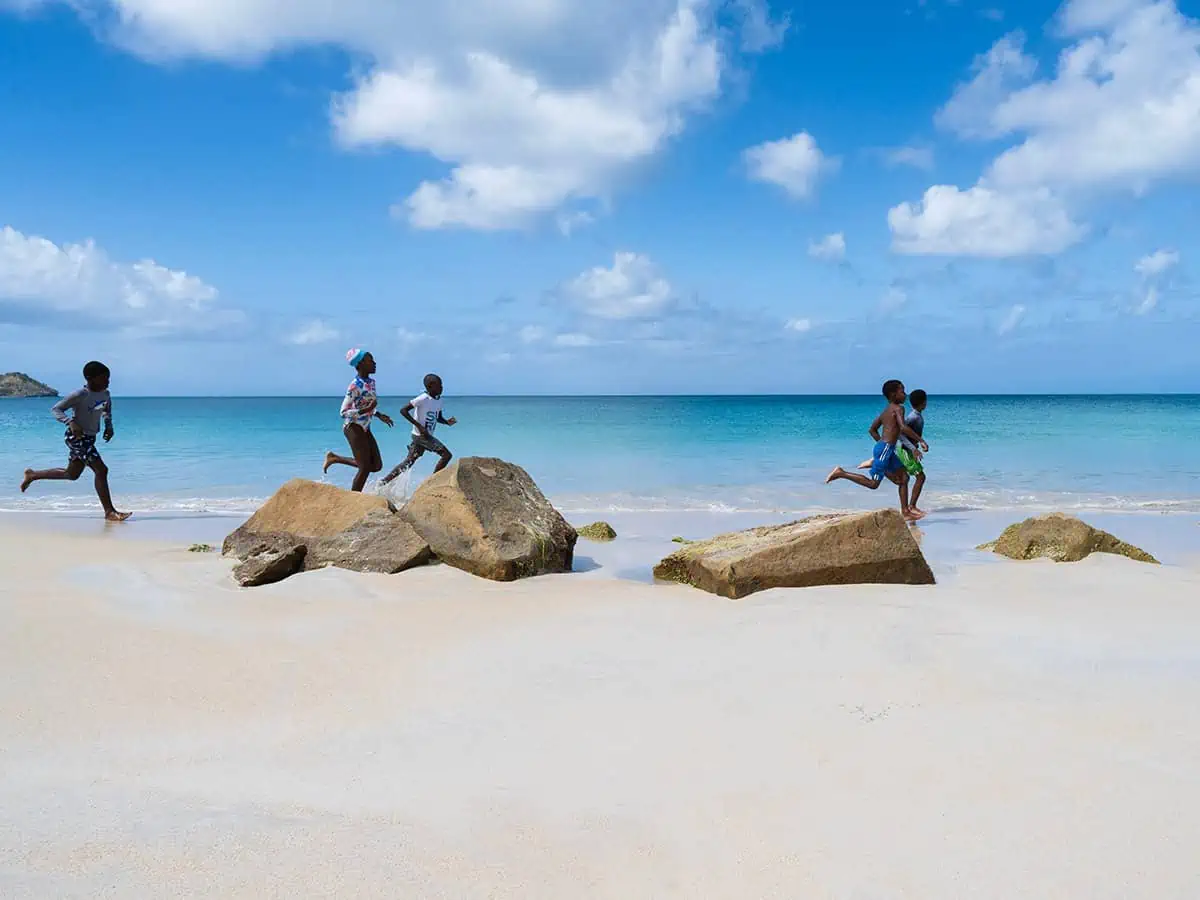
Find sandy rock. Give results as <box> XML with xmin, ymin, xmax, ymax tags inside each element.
<box><xmin>653</xmin><ymin>508</ymin><xmax>935</xmax><ymax>599</ymax></box>
<box><xmin>978</xmin><ymin>513</ymin><xmax>1159</xmax><ymax>564</ymax></box>
<box><xmin>577</xmin><ymin>521</ymin><xmax>618</xmax><ymax>541</ymax></box>
<box><xmin>401</xmin><ymin>457</ymin><xmax>576</xmax><ymax>581</ymax></box>
<box><xmin>224</xmin><ymin>479</ymin><xmax>432</xmax><ymax>577</ymax></box>
<box><xmin>233</xmin><ymin>543</ymin><xmax>307</xmax><ymax>587</ymax></box>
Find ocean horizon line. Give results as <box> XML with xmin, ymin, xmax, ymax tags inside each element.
<box><xmin>5</xmin><ymin>392</ymin><xmax>1200</xmax><ymax>401</ymax></box>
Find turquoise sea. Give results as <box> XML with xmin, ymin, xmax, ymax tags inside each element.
<box><xmin>3</xmin><ymin>394</ymin><xmax>1199</xmax><ymax>519</ymax></box>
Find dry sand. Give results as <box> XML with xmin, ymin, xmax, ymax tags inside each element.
<box><xmin>2</xmin><ymin>525</ymin><xmax>1199</xmax><ymax>897</ymax></box>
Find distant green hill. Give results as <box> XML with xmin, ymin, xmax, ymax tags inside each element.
<box><xmin>0</xmin><ymin>372</ymin><xmax>59</xmax><ymax>398</ymax></box>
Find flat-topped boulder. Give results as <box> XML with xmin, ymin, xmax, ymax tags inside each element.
<box><xmin>978</xmin><ymin>513</ymin><xmax>1158</xmax><ymax>564</ymax></box>
<box><xmin>653</xmin><ymin>509</ymin><xmax>935</xmax><ymax>599</ymax></box>
<box><xmin>401</xmin><ymin>457</ymin><xmax>576</xmax><ymax>581</ymax></box>
<box><xmin>223</xmin><ymin>479</ymin><xmax>432</xmax><ymax>579</ymax></box>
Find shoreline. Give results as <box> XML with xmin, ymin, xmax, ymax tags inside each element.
<box><xmin>3</xmin><ymin>501</ymin><xmax>1197</xmax><ymax>579</ymax></box>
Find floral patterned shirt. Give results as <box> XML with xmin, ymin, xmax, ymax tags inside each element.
<box><xmin>340</xmin><ymin>375</ymin><xmax>377</xmax><ymax>429</ymax></box>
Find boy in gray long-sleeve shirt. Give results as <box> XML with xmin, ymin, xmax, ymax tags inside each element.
<box><xmin>20</xmin><ymin>361</ymin><xmax>130</xmax><ymax>521</ymax></box>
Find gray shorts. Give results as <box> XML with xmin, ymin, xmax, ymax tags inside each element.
<box><xmin>408</xmin><ymin>432</ymin><xmax>448</xmax><ymax>458</ymax></box>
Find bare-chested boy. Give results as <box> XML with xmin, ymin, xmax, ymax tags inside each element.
<box><xmin>825</xmin><ymin>379</ymin><xmax>928</xmax><ymax>522</ymax></box>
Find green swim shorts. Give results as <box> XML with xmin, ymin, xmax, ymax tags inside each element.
<box><xmin>896</xmin><ymin>446</ymin><xmax>924</xmax><ymax>476</ymax></box>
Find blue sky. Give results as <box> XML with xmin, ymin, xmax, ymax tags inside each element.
<box><xmin>0</xmin><ymin>0</ymin><xmax>1197</xmax><ymax>395</ymax></box>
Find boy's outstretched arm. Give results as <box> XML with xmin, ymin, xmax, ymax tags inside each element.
<box><xmin>900</xmin><ymin>422</ymin><xmax>928</xmax><ymax>451</ymax></box>
<box><xmin>399</xmin><ymin>402</ymin><xmax>423</xmax><ymax>434</ymax></box>
<box><xmin>868</xmin><ymin>413</ymin><xmax>884</xmax><ymax>442</ymax></box>
<box><xmin>103</xmin><ymin>399</ymin><xmax>114</xmax><ymax>441</ymax></box>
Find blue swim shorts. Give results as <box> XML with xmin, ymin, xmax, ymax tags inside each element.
<box><xmin>868</xmin><ymin>440</ymin><xmax>904</xmax><ymax>483</ymax></box>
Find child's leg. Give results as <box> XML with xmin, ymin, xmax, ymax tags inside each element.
<box><xmin>87</xmin><ymin>457</ymin><xmax>130</xmax><ymax>521</ymax></box>
<box><xmin>323</xmin><ymin>427</ymin><xmax>361</xmax><ymax>474</ymax></box>
<box><xmin>380</xmin><ymin>443</ymin><xmax>423</xmax><ymax>484</ymax></box>
<box><xmin>21</xmin><ymin>458</ymin><xmax>86</xmax><ymax>491</ymax></box>
<box><xmin>336</xmin><ymin>424</ymin><xmax>376</xmax><ymax>492</ymax></box>
<box><xmin>825</xmin><ymin>467</ymin><xmax>881</xmax><ymax>489</ymax></box>
<box><xmin>910</xmin><ymin>472</ymin><xmax>927</xmax><ymax>511</ymax></box>
<box><xmin>366</xmin><ymin>431</ymin><xmax>382</xmax><ymax>475</ymax></box>
<box><xmin>431</xmin><ymin>439</ymin><xmax>453</xmax><ymax>474</ymax></box>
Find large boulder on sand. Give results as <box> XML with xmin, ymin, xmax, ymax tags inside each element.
<box><xmin>223</xmin><ymin>479</ymin><xmax>433</xmax><ymax>577</ymax></box>
<box><xmin>978</xmin><ymin>513</ymin><xmax>1158</xmax><ymax>564</ymax></box>
<box><xmin>400</xmin><ymin>457</ymin><xmax>576</xmax><ymax>581</ymax></box>
<box><xmin>653</xmin><ymin>508</ymin><xmax>935</xmax><ymax>599</ymax></box>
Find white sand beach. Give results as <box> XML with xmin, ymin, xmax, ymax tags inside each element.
<box><xmin>3</xmin><ymin>523</ymin><xmax>1200</xmax><ymax>897</ymax></box>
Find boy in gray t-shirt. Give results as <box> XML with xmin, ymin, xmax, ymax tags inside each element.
<box><xmin>20</xmin><ymin>361</ymin><xmax>130</xmax><ymax>521</ymax></box>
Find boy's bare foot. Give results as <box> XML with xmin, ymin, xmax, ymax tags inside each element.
<box><xmin>857</xmin><ymin>460</ymin><xmax>872</xmax><ymax>470</ymax></box>
<box><xmin>825</xmin><ymin>467</ymin><xmax>843</xmax><ymax>484</ymax></box>
<box><xmin>903</xmin><ymin>509</ymin><xmax>926</xmax><ymax>522</ymax></box>
<box><xmin>910</xmin><ymin>506</ymin><xmax>926</xmax><ymax>516</ymax></box>
<box><xmin>105</xmin><ymin>510</ymin><xmax>132</xmax><ymax>522</ymax></box>
<box><xmin>20</xmin><ymin>469</ymin><xmax>34</xmax><ymax>492</ymax></box>
<box><xmin>322</xmin><ymin>451</ymin><xmax>336</xmax><ymax>474</ymax></box>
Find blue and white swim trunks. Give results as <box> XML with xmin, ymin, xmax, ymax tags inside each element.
<box><xmin>868</xmin><ymin>440</ymin><xmax>904</xmax><ymax>483</ymax></box>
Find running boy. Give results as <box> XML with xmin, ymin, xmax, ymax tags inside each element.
<box><xmin>826</xmin><ymin>379</ymin><xmax>928</xmax><ymax>522</ymax></box>
<box><xmin>897</xmin><ymin>389</ymin><xmax>928</xmax><ymax>515</ymax></box>
<box><xmin>20</xmin><ymin>360</ymin><xmax>131</xmax><ymax>521</ymax></box>
<box><xmin>379</xmin><ymin>373</ymin><xmax>456</xmax><ymax>485</ymax></box>
<box><xmin>323</xmin><ymin>349</ymin><xmax>394</xmax><ymax>492</ymax></box>
<box><xmin>858</xmin><ymin>388</ymin><xmax>929</xmax><ymax>515</ymax></box>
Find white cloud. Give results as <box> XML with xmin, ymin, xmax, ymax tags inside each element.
<box><xmin>1135</xmin><ymin>285</ymin><xmax>1159</xmax><ymax>314</ymax></box>
<box><xmin>889</xmin><ymin>184</ymin><xmax>1084</xmax><ymax>256</ymax></box>
<box><xmin>997</xmin><ymin>303</ymin><xmax>1025</xmax><ymax>334</ymax></box>
<box><xmin>518</xmin><ymin>325</ymin><xmax>547</xmax><ymax>344</ymax></box>
<box><xmin>553</xmin><ymin>332</ymin><xmax>596</xmax><ymax>347</ymax></box>
<box><xmin>286</xmin><ymin>319</ymin><xmax>340</xmax><ymax>345</ymax></box>
<box><xmin>881</xmin><ymin>145</ymin><xmax>935</xmax><ymax>170</ymax></box>
<box><xmin>743</xmin><ymin>131</ymin><xmax>837</xmax><ymax>199</ymax></box>
<box><xmin>893</xmin><ymin>0</ymin><xmax>1200</xmax><ymax>257</ymax></box>
<box><xmin>1134</xmin><ymin>248</ymin><xmax>1179</xmax><ymax>277</ymax></box>
<box><xmin>785</xmin><ymin>317</ymin><xmax>812</xmax><ymax>333</ymax></box>
<box><xmin>396</xmin><ymin>327</ymin><xmax>429</xmax><ymax>352</ymax></box>
<box><xmin>880</xmin><ymin>286</ymin><xmax>908</xmax><ymax>312</ymax></box>
<box><xmin>22</xmin><ymin>0</ymin><xmax>782</xmax><ymax>231</ymax></box>
<box><xmin>561</xmin><ymin>251</ymin><xmax>675</xmax><ymax>320</ymax></box>
<box><xmin>0</xmin><ymin>224</ymin><xmax>237</xmax><ymax>335</ymax></box>
<box><xmin>807</xmin><ymin>232</ymin><xmax>846</xmax><ymax>262</ymax></box>
<box><xmin>556</xmin><ymin>210</ymin><xmax>596</xmax><ymax>236</ymax></box>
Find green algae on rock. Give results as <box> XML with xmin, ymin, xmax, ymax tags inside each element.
<box><xmin>978</xmin><ymin>513</ymin><xmax>1158</xmax><ymax>564</ymax></box>
<box><xmin>577</xmin><ymin>521</ymin><xmax>618</xmax><ymax>541</ymax></box>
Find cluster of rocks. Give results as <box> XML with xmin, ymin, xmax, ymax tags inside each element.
<box><xmin>224</xmin><ymin>457</ymin><xmax>1159</xmax><ymax>595</ymax></box>
<box><xmin>224</xmin><ymin>457</ymin><xmax>575</xmax><ymax>586</ymax></box>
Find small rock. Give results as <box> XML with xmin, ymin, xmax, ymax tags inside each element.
<box><xmin>188</xmin><ymin>543</ymin><xmax>214</xmax><ymax>553</ymax></box>
<box><xmin>978</xmin><ymin>513</ymin><xmax>1158</xmax><ymax>564</ymax></box>
<box><xmin>577</xmin><ymin>521</ymin><xmax>617</xmax><ymax>541</ymax></box>
<box><xmin>233</xmin><ymin>543</ymin><xmax>307</xmax><ymax>587</ymax></box>
<box><xmin>671</xmin><ymin>536</ymin><xmax>691</xmax><ymax>544</ymax></box>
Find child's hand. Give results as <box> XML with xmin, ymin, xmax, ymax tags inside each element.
<box><xmin>376</xmin><ymin>413</ymin><xmax>394</xmax><ymax>428</ymax></box>
<box><xmin>446</xmin><ymin>417</ymin><xmax>457</xmax><ymax>426</ymax></box>
<box><xmin>68</xmin><ymin>419</ymin><xmax>84</xmax><ymax>437</ymax></box>
<box><xmin>103</xmin><ymin>426</ymin><xmax>114</xmax><ymax>442</ymax></box>
<box><xmin>919</xmin><ymin>440</ymin><xmax>929</xmax><ymax>453</ymax></box>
